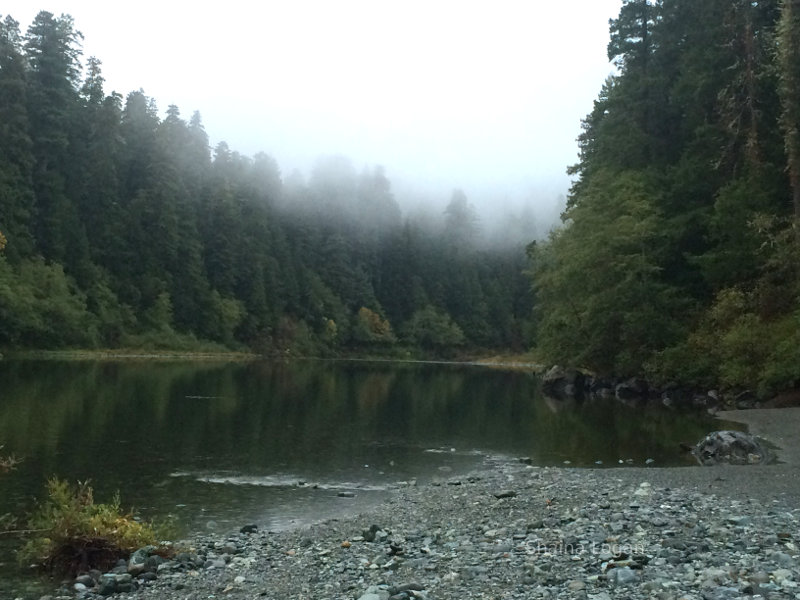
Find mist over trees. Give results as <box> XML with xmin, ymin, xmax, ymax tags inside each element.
<box><xmin>529</xmin><ymin>0</ymin><xmax>800</xmax><ymax>394</ymax></box>
<box><xmin>0</xmin><ymin>11</ymin><xmax>535</xmax><ymax>354</ymax></box>
<box><xmin>6</xmin><ymin>3</ymin><xmax>797</xmax><ymax>394</ymax></box>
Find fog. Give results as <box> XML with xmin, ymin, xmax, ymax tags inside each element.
<box><xmin>4</xmin><ymin>1</ymin><xmax>623</xmax><ymax>233</ymax></box>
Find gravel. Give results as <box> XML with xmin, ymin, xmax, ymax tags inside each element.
<box><xmin>38</xmin><ymin>408</ymin><xmax>800</xmax><ymax>600</ymax></box>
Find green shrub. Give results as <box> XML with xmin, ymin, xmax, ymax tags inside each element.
<box><xmin>19</xmin><ymin>478</ymin><xmax>169</xmax><ymax>574</ymax></box>
<box><xmin>402</xmin><ymin>306</ymin><xmax>465</xmax><ymax>348</ymax></box>
<box><xmin>648</xmin><ymin>287</ymin><xmax>800</xmax><ymax>395</ymax></box>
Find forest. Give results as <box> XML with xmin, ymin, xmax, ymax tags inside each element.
<box><xmin>530</xmin><ymin>0</ymin><xmax>800</xmax><ymax>395</ymax></box>
<box><xmin>2</xmin><ymin>2</ymin><xmax>800</xmax><ymax>396</ymax></box>
<box><xmin>0</xmin><ymin>11</ymin><xmax>534</xmax><ymax>356</ymax></box>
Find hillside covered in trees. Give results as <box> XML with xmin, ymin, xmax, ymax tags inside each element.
<box><xmin>0</xmin><ymin>11</ymin><xmax>534</xmax><ymax>355</ymax></box>
<box><xmin>4</xmin><ymin>3</ymin><xmax>800</xmax><ymax>396</ymax></box>
<box><xmin>530</xmin><ymin>0</ymin><xmax>800</xmax><ymax>395</ymax></box>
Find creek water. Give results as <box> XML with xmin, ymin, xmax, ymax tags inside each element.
<box><xmin>0</xmin><ymin>358</ymin><xmax>734</xmax><ymax>597</ymax></box>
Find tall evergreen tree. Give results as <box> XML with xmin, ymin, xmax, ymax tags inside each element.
<box><xmin>25</xmin><ymin>11</ymin><xmax>91</xmax><ymax>280</ymax></box>
<box><xmin>0</xmin><ymin>15</ymin><xmax>35</xmax><ymax>260</ymax></box>
<box><xmin>777</xmin><ymin>0</ymin><xmax>800</xmax><ymax>217</ymax></box>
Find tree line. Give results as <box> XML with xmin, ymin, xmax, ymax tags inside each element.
<box><xmin>0</xmin><ymin>11</ymin><xmax>534</xmax><ymax>355</ymax></box>
<box><xmin>529</xmin><ymin>0</ymin><xmax>800</xmax><ymax>395</ymax></box>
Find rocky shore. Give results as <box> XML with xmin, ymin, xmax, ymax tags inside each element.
<box><xmin>538</xmin><ymin>365</ymin><xmax>794</xmax><ymax>412</ymax></box>
<box><xmin>32</xmin><ymin>408</ymin><xmax>800</xmax><ymax>600</ymax></box>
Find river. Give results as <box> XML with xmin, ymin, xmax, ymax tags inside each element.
<box><xmin>0</xmin><ymin>358</ymin><xmax>732</xmax><ymax>597</ymax></box>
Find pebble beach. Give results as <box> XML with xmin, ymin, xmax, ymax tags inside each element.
<box><xmin>38</xmin><ymin>408</ymin><xmax>800</xmax><ymax>600</ymax></box>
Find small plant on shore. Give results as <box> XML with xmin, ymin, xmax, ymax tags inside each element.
<box><xmin>18</xmin><ymin>478</ymin><xmax>169</xmax><ymax>574</ymax></box>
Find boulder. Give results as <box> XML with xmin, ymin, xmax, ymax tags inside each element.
<box><xmin>734</xmin><ymin>390</ymin><xmax>759</xmax><ymax>409</ymax></box>
<box><xmin>661</xmin><ymin>387</ymin><xmax>696</xmax><ymax>409</ymax></box>
<box><xmin>692</xmin><ymin>430</ymin><xmax>770</xmax><ymax>465</ymax></box>
<box><xmin>615</xmin><ymin>378</ymin><xmax>648</xmax><ymax>401</ymax></box>
<box><xmin>127</xmin><ymin>545</ymin><xmax>155</xmax><ymax>576</ymax></box>
<box><xmin>541</xmin><ymin>365</ymin><xmax>585</xmax><ymax>399</ymax></box>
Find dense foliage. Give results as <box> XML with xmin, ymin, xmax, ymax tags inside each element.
<box><xmin>0</xmin><ymin>11</ymin><xmax>533</xmax><ymax>355</ymax></box>
<box><xmin>530</xmin><ymin>0</ymin><xmax>800</xmax><ymax>395</ymax></box>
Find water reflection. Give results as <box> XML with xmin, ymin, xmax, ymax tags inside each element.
<box><xmin>0</xmin><ymin>359</ymin><xmax>732</xmax><ymax>527</ymax></box>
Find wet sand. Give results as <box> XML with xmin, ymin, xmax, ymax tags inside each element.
<box><xmin>582</xmin><ymin>407</ymin><xmax>800</xmax><ymax>505</ymax></box>
<box><xmin>721</xmin><ymin>407</ymin><xmax>800</xmax><ymax>465</ymax></box>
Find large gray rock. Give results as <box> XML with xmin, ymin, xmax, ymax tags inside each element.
<box><xmin>541</xmin><ymin>365</ymin><xmax>585</xmax><ymax>399</ymax></box>
<box><xmin>127</xmin><ymin>545</ymin><xmax>155</xmax><ymax>575</ymax></box>
<box><xmin>607</xmin><ymin>566</ymin><xmax>638</xmax><ymax>585</ymax></box>
<box><xmin>693</xmin><ymin>430</ymin><xmax>770</xmax><ymax>465</ymax></box>
<box><xmin>615</xmin><ymin>378</ymin><xmax>648</xmax><ymax>401</ymax></box>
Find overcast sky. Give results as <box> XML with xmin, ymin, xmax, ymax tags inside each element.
<box><xmin>3</xmin><ymin>1</ymin><xmax>622</xmax><ymax>214</ymax></box>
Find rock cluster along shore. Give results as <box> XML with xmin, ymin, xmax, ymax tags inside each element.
<box><xmin>540</xmin><ymin>365</ymin><xmax>768</xmax><ymax>411</ymax></box>
<box><xmin>36</xmin><ymin>456</ymin><xmax>799</xmax><ymax>600</ymax></box>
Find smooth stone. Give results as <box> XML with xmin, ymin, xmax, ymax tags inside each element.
<box><xmin>608</xmin><ymin>566</ymin><xmax>637</xmax><ymax>586</ymax></box>
<box><xmin>389</xmin><ymin>583</ymin><xmax>425</xmax><ymax>594</ymax></box>
<box><xmin>702</xmin><ymin>586</ymin><xmax>742</xmax><ymax>600</ymax></box>
<box><xmin>700</xmin><ymin>567</ymin><xmax>729</xmax><ymax>586</ymax></box>
<box><xmin>204</xmin><ymin>558</ymin><xmax>226</xmax><ymax>569</ymax></box>
<box><xmin>219</xmin><ymin>543</ymin><xmax>238</xmax><ymax>555</ymax></box>
<box><xmin>494</xmin><ymin>490</ymin><xmax>517</xmax><ymax>499</ymax></box>
<box><xmin>97</xmin><ymin>576</ymin><xmax>117</xmax><ymax>596</ymax></box>
<box><xmin>567</xmin><ymin>580</ymin><xmax>586</xmax><ymax>591</ymax></box>
<box><xmin>772</xmin><ymin>568</ymin><xmax>793</xmax><ymax>583</ymax></box>
<box><xmin>129</xmin><ymin>546</ymin><xmax>155</xmax><ymax>565</ymax></box>
<box><xmin>74</xmin><ymin>574</ymin><xmax>95</xmax><ymax>586</ymax></box>
<box><xmin>157</xmin><ymin>561</ymin><xmax>176</xmax><ymax>573</ymax></box>
<box><xmin>774</xmin><ymin>551</ymin><xmax>794</xmax><ymax>567</ymax></box>
<box><xmin>750</xmin><ymin>571</ymin><xmax>770</xmax><ymax>584</ymax></box>
<box><xmin>144</xmin><ymin>554</ymin><xmax>165</xmax><ymax>571</ymax></box>
<box><xmin>359</xmin><ymin>589</ymin><xmax>390</xmax><ymax>600</ymax></box>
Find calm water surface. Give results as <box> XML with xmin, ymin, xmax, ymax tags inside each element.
<box><xmin>0</xmin><ymin>359</ymin><xmax>733</xmax><ymax>596</ymax></box>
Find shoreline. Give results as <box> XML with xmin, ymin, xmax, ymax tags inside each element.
<box><xmin>716</xmin><ymin>407</ymin><xmax>800</xmax><ymax>465</ymax></box>
<box><xmin>1</xmin><ymin>350</ymin><xmax>260</xmax><ymax>362</ymax></box>
<box><xmin>58</xmin><ymin>407</ymin><xmax>798</xmax><ymax>600</ymax></box>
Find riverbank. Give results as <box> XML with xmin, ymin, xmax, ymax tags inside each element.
<box><xmin>38</xmin><ymin>406</ymin><xmax>799</xmax><ymax>600</ymax></box>
<box><xmin>2</xmin><ymin>350</ymin><xmax>259</xmax><ymax>362</ymax></box>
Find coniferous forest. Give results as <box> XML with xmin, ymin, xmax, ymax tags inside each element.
<box><xmin>2</xmin><ymin>2</ymin><xmax>800</xmax><ymax>396</ymax></box>
<box><xmin>0</xmin><ymin>11</ymin><xmax>534</xmax><ymax>356</ymax></box>
<box><xmin>531</xmin><ymin>0</ymin><xmax>800</xmax><ymax>395</ymax></box>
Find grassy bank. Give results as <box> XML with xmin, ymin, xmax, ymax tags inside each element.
<box><xmin>471</xmin><ymin>352</ymin><xmax>544</xmax><ymax>371</ymax></box>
